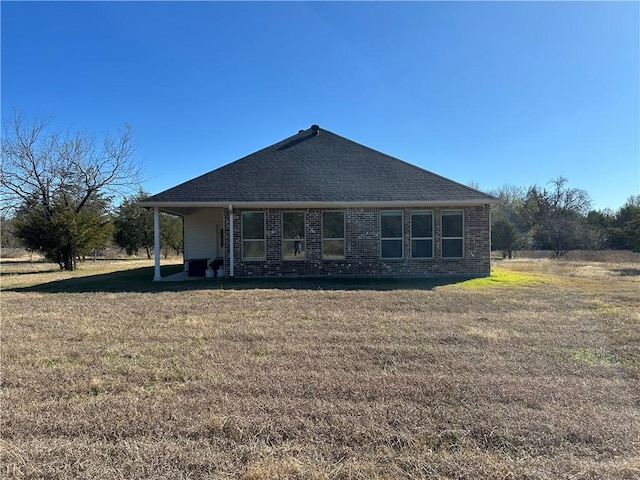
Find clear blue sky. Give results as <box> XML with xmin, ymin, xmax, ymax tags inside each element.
<box><xmin>2</xmin><ymin>1</ymin><xmax>638</xmax><ymax>211</ymax></box>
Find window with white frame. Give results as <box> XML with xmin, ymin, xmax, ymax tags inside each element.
<box><xmin>322</xmin><ymin>211</ymin><xmax>345</xmax><ymax>260</ymax></box>
<box><xmin>381</xmin><ymin>210</ymin><xmax>403</xmax><ymax>259</ymax></box>
<box><xmin>282</xmin><ymin>211</ymin><xmax>305</xmax><ymax>260</ymax></box>
<box><xmin>442</xmin><ymin>210</ymin><xmax>463</xmax><ymax>258</ymax></box>
<box><xmin>411</xmin><ymin>210</ymin><xmax>433</xmax><ymax>258</ymax></box>
<box><xmin>242</xmin><ymin>211</ymin><xmax>265</xmax><ymax>260</ymax></box>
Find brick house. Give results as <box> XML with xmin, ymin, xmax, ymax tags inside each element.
<box><xmin>140</xmin><ymin>125</ymin><xmax>496</xmax><ymax>280</ymax></box>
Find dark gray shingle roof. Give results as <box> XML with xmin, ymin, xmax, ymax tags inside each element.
<box><xmin>142</xmin><ymin>126</ymin><xmax>495</xmax><ymax>205</ymax></box>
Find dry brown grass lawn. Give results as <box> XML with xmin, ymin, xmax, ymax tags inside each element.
<box><xmin>1</xmin><ymin>256</ymin><xmax>639</xmax><ymax>479</ymax></box>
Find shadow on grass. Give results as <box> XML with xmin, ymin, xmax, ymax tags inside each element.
<box><xmin>1</xmin><ymin>258</ymin><xmax>152</xmax><ymax>277</ymax></box>
<box><xmin>0</xmin><ymin>268</ymin><xmax>61</xmax><ymax>277</ymax></box>
<box><xmin>613</xmin><ymin>268</ymin><xmax>640</xmax><ymax>277</ymax></box>
<box><xmin>5</xmin><ymin>264</ymin><xmax>466</xmax><ymax>293</ymax></box>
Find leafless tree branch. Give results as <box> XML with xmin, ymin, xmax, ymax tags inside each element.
<box><xmin>1</xmin><ymin>112</ymin><xmax>141</xmax><ymax>216</ymax></box>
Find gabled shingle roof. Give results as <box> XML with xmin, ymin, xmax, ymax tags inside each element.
<box><xmin>142</xmin><ymin>125</ymin><xmax>495</xmax><ymax>206</ymax></box>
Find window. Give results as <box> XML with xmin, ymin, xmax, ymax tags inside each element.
<box><xmin>442</xmin><ymin>210</ymin><xmax>463</xmax><ymax>258</ymax></box>
<box><xmin>242</xmin><ymin>212</ymin><xmax>265</xmax><ymax>260</ymax></box>
<box><xmin>411</xmin><ymin>211</ymin><xmax>433</xmax><ymax>258</ymax></box>
<box><xmin>283</xmin><ymin>211</ymin><xmax>305</xmax><ymax>260</ymax></box>
<box><xmin>322</xmin><ymin>211</ymin><xmax>345</xmax><ymax>259</ymax></box>
<box><xmin>381</xmin><ymin>210</ymin><xmax>403</xmax><ymax>259</ymax></box>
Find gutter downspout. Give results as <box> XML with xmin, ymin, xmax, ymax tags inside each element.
<box><xmin>153</xmin><ymin>207</ymin><xmax>161</xmax><ymax>280</ymax></box>
<box><xmin>229</xmin><ymin>204</ymin><xmax>234</xmax><ymax>277</ymax></box>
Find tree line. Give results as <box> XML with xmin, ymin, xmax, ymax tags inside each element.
<box><xmin>1</xmin><ymin>113</ymin><xmax>181</xmax><ymax>270</ymax></box>
<box><xmin>1</xmin><ymin>114</ymin><xmax>638</xmax><ymax>270</ymax></box>
<box><xmin>489</xmin><ymin>178</ymin><xmax>639</xmax><ymax>258</ymax></box>
<box><xmin>1</xmin><ymin>190</ymin><xmax>182</xmax><ymax>265</ymax></box>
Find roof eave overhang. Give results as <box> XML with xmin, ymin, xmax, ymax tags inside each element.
<box><xmin>139</xmin><ymin>199</ymin><xmax>498</xmax><ymax>211</ymax></box>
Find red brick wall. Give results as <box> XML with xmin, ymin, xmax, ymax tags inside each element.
<box><xmin>224</xmin><ymin>206</ymin><xmax>491</xmax><ymax>277</ymax></box>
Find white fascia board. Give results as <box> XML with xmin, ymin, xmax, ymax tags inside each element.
<box><xmin>135</xmin><ymin>202</ymin><xmax>190</xmax><ymax>217</ymax></box>
<box><xmin>138</xmin><ymin>199</ymin><xmax>497</xmax><ymax>209</ymax></box>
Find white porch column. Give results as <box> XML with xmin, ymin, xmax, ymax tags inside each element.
<box><xmin>229</xmin><ymin>204</ymin><xmax>234</xmax><ymax>277</ymax></box>
<box><xmin>153</xmin><ymin>207</ymin><xmax>161</xmax><ymax>281</ymax></box>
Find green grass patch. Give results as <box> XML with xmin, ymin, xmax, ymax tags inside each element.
<box><xmin>565</xmin><ymin>347</ymin><xmax>621</xmax><ymax>367</ymax></box>
<box><xmin>455</xmin><ymin>267</ymin><xmax>551</xmax><ymax>288</ymax></box>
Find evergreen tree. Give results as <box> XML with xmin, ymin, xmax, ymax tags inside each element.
<box><xmin>612</xmin><ymin>196</ymin><xmax>640</xmax><ymax>252</ymax></box>
<box><xmin>112</xmin><ymin>191</ymin><xmax>184</xmax><ymax>259</ymax></box>
<box><xmin>160</xmin><ymin>213</ymin><xmax>183</xmax><ymax>258</ymax></box>
<box><xmin>14</xmin><ymin>191</ymin><xmax>112</xmax><ymax>269</ymax></box>
<box><xmin>113</xmin><ymin>191</ymin><xmax>154</xmax><ymax>258</ymax></box>
<box><xmin>491</xmin><ymin>216</ymin><xmax>520</xmax><ymax>259</ymax></box>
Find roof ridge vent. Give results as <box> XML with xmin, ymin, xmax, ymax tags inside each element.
<box><xmin>311</xmin><ymin>124</ymin><xmax>320</xmax><ymax>136</ymax></box>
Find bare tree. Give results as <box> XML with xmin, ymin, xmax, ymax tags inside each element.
<box><xmin>1</xmin><ymin>113</ymin><xmax>140</xmax><ymax>213</ymax></box>
<box><xmin>545</xmin><ymin>176</ymin><xmax>592</xmax><ymax>215</ymax></box>
<box><xmin>524</xmin><ymin>177</ymin><xmax>593</xmax><ymax>258</ymax></box>
<box><xmin>1</xmin><ymin>112</ymin><xmax>142</xmax><ymax>269</ymax></box>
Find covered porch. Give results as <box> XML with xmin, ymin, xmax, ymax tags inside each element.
<box><xmin>150</xmin><ymin>205</ymin><xmax>231</xmax><ymax>281</ymax></box>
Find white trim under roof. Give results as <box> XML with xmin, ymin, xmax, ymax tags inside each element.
<box><xmin>139</xmin><ymin>199</ymin><xmax>497</xmax><ymax>210</ymax></box>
